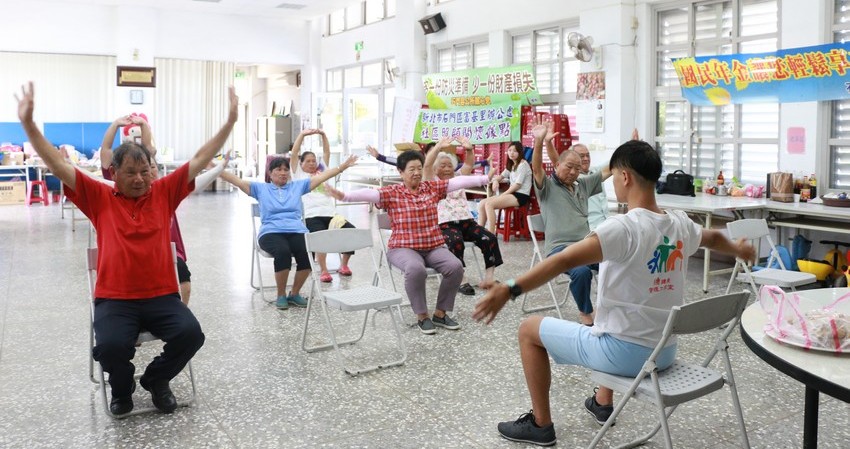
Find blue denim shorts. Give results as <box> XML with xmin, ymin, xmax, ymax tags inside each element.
<box><xmin>538</xmin><ymin>317</ymin><xmax>676</xmax><ymax>377</ymax></box>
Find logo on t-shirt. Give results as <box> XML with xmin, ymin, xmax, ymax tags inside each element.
<box><xmin>647</xmin><ymin>236</ymin><xmax>685</xmax><ymax>274</ymax></box>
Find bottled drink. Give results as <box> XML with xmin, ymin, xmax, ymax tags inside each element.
<box><xmin>809</xmin><ymin>174</ymin><xmax>817</xmax><ymax>199</ymax></box>
<box><xmin>800</xmin><ymin>176</ymin><xmax>810</xmax><ymax>202</ymax></box>
<box><xmin>716</xmin><ymin>171</ymin><xmax>725</xmax><ymax>186</ymax></box>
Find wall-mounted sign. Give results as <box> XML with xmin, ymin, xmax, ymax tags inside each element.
<box><xmin>117</xmin><ymin>66</ymin><xmax>156</xmax><ymax>88</ymax></box>
<box><xmin>413</xmin><ymin>101</ymin><xmax>522</xmax><ymax>144</ymax></box>
<box><xmin>422</xmin><ymin>65</ymin><xmax>542</xmax><ymax>109</ymax></box>
<box><xmin>672</xmin><ymin>42</ymin><xmax>850</xmax><ymax>105</ymax></box>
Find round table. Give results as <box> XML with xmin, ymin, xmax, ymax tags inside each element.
<box><xmin>740</xmin><ymin>287</ymin><xmax>850</xmax><ymax>448</ymax></box>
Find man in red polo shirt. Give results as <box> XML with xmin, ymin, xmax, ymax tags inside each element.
<box><xmin>15</xmin><ymin>82</ymin><xmax>238</xmax><ymax>416</ymax></box>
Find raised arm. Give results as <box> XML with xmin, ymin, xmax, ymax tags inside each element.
<box><xmin>15</xmin><ymin>82</ymin><xmax>77</xmax><ymax>189</ymax></box>
<box><xmin>367</xmin><ymin>145</ymin><xmax>397</xmax><ymax>167</ymax></box>
<box><xmin>543</xmin><ymin>121</ymin><xmax>561</xmax><ymax>170</ymax></box>
<box><xmin>290</xmin><ymin>128</ymin><xmax>321</xmax><ymax>175</ymax></box>
<box><xmin>309</xmin><ymin>154</ymin><xmax>357</xmax><ymax>190</ymax></box>
<box><xmin>100</xmin><ymin>116</ymin><xmax>132</xmax><ymax>169</ymax></box>
<box><xmin>701</xmin><ymin>229</ymin><xmax>756</xmax><ymax>262</ymax></box>
<box><xmin>447</xmin><ymin>174</ymin><xmax>488</xmax><ymax>192</ymax></box>
<box><xmin>320</xmin><ymin>129</ymin><xmax>330</xmax><ymax>166</ymax></box>
<box><xmin>424</xmin><ymin>137</ymin><xmax>451</xmax><ymax>180</ymax></box>
<box><xmin>192</xmin><ymin>150</ymin><xmax>231</xmax><ymax>194</ymax></box>
<box><xmin>219</xmin><ymin>167</ymin><xmax>250</xmax><ymax>195</ymax></box>
<box><xmin>187</xmin><ymin>86</ymin><xmax>238</xmax><ymax>180</ymax></box>
<box><xmin>530</xmin><ymin>116</ymin><xmax>549</xmax><ymax>187</ymax></box>
<box><xmin>458</xmin><ymin>136</ymin><xmax>475</xmax><ymax>175</ymax></box>
<box><xmin>325</xmin><ymin>183</ymin><xmax>380</xmax><ymax>203</ymax></box>
<box><xmin>131</xmin><ymin>115</ymin><xmax>155</xmax><ymax>158</ymax></box>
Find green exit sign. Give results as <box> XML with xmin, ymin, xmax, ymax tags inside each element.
<box><xmin>235</xmin><ymin>71</ymin><xmax>246</xmax><ymax>79</ymax></box>
<box><xmin>354</xmin><ymin>41</ymin><xmax>364</xmax><ymax>52</ymax></box>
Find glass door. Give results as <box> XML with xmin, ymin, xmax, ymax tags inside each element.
<box><xmin>343</xmin><ymin>88</ymin><xmax>382</xmax><ymax>157</ymax></box>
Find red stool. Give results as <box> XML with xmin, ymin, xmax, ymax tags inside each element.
<box><xmin>26</xmin><ymin>180</ymin><xmax>50</xmax><ymax>206</ymax></box>
<box><xmin>497</xmin><ymin>206</ymin><xmax>529</xmax><ymax>242</ymax></box>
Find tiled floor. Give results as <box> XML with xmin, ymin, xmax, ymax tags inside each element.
<box><xmin>1</xmin><ymin>190</ymin><xmax>848</xmax><ymax>448</ymax></box>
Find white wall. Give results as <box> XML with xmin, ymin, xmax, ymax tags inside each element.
<box><xmin>0</xmin><ymin>1</ymin><xmax>307</xmax><ymax>65</ymax></box>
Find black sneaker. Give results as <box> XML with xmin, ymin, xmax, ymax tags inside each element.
<box><xmin>497</xmin><ymin>410</ymin><xmax>556</xmax><ymax>447</ymax></box>
<box><xmin>584</xmin><ymin>388</ymin><xmax>615</xmax><ymax>426</ymax></box>
<box><xmin>432</xmin><ymin>314</ymin><xmax>461</xmax><ymax>330</ymax></box>
<box><xmin>417</xmin><ymin>317</ymin><xmax>437</xmax><ymax>335</ymax></box>
<box><xmin>458</xmin><ymin>283</ymin><xmax>476</xmax><ymax>296</ymax></box>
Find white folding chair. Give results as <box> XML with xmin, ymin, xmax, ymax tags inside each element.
<box><xmin>250</xmin><ymin>203</ymin><xmax>276</xmax><ymax>303</ymax></box>
<box><xmin>587</xmin><ymin>291</ymin><xmax>751</xmax><ymax>449</ymax></box>
<box><xmin>725</xmin><ymin>218</ymin><xmax>816</xmax><ymax>295</ymax></box>
<box><xmin>87</xmin><ymin>243</ymin><xmax>198</xmax><ymax>418</ymax></box>
<box><xmin>300</xmin><ymin>229</ymin><xmax>407</xmax><ymax>375</ymax></box>
<box><xmin>521</xmin><ymin>214</ymin><xmax>569</xmax><ymax>318</ymax></box>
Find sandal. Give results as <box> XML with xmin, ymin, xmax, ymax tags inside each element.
<box><xmin>338</xmin><ymin>266</ymin><xmax>352</xmax><ymax>276</ymax></box>
<box><xmin>319</xmin><ymin>272</ymin><xmax>333</xmax><ymax>283</ymax></box>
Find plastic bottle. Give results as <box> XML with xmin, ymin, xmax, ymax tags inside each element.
<box><xmin>809</xmin><ymin>174</ymin><xmax>817</xmax><ymax>199</ymax></box>
<box><xmin>800</xmin><ymin>176</ymin><xmax>810</xmax><ymax>202</ymax></box>
<box><xmin>716</xmin><ymin>171</ymin><xmax>725</xmax><ymax>186</ymax></box>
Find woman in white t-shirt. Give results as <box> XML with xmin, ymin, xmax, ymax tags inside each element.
<box><xmin>476</xmin><ymin>141</ymin><xmax>532</xmax><ymax>234</ymax></box>
<box><xmin>290</xmin><ymin>128</ymin><xmax>356</xmax><ymax>283</ymax></box>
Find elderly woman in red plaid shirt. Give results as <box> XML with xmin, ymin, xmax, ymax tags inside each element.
<box><xmin>328</xmin><ymin>149</ymin><xmax>488</xmax><ymax>334</ymax></box>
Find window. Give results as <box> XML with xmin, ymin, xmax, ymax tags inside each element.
<box><xmin>653</xmin><ymin>0</ymin><xmax>779</xmax><ymax>186</ymax></box>
<box><xmin>512</xmin><ymin>24</ymin><xmax>580</xmax><ymax>144</ymax></box>
<box><xmin>326</xmin><ymin>58</ymin><xmax>396</xmax><ymax>92</ymax></box>
<box><xmin>328</xmin><ymin>0</ymin><xmax>396</xmax><ymax>35</ymax></box>
<box><xmin>830</xmin><ymin>0</ymin><xmax>850</xmax><ymax>188</ymax></box>
<box><xmin>436</xmin><ymin>41</ymin><xmax>488</xmax><ymax>72</ymax></box>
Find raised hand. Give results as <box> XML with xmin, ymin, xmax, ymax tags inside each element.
<box><xmin>530</xmin><ymin>115</ymin><xmax>548</xmax><ymax>141</ymax></box>
<box><xmin>366</xmin><ymin>145</ymin><xmax>380</xmax><ymax>158</ymax></box>
<box><xmin>15</xmin><ymin>82</ymin><xmax>35</xmax><ymax>123</ymax></box>
<box><xmin>631</xmin><ymin>128</ymin><xmax>640</xmax><ymax>141</ymax></box>
<box><xmin>339</xmin><ymin>154</ymin><xmax>358</xmax><ymax>170</ymax></box>
<box><xmin>457</xmin><ymin>135</ymin><xmax>473</xmax><ymax>149</ymax></box>
<box><xmin>434</xmin><ymin>137</ymin><xmax>453</xmax><ymax>151</ymax></box>
<box><xmin>128</xmin><ymin>115</ymin><xmax>146</xmax><ymax>126</ymax></box>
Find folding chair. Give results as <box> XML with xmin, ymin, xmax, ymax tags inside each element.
<box><xmin>587</xmin><ymin>291</ymin><xmax>751</xmax><ymax>449</ymax></box>
<box><xmin>87</xmin><ymin>244</ymin><xmax>198</xmax><ymax>418</ymax></box>
<box><xmin>249</xmin><ymin>203</ymin><xmax>276</xmax><ymax>303</ymax></box>
<box><xmin>725</xmin><ymin>218</ymin><xmax>816</xmax><ymax>295</ymax></box>
<box><xmin>520</xmin><ymin>214</ymin><xmax>569</xmax><ymax>318</ymax></box>
<box><xmin>300</xmin><ymin>229</ymin><xmax>406</xmax><ymax>375</ymax></box>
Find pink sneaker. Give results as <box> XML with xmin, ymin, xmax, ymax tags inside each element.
<box><xmin>338</xmin><ymin>266</ymin><xmax>352</xmax><ymax>276</ymax></box>
<box><xmin>319</xmin><ymin>272</ymin><xmax>333</xmax><ymax>283</ymax></box>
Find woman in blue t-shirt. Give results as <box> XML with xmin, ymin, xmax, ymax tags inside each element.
<box><xmin>220</xmin><ymin>155</ymin><xmax>357</xmax><ymax>309</ymax></box>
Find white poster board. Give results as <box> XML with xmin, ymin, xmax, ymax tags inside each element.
<box><xmin>390</xmin><ymin>97</ymin><xmax>422</xmax><ymax>144</ymax></box>
<box><xmin>575</xmin><ymin>71</ymin><xmax>606</xmax><ymax>133</ymax></box>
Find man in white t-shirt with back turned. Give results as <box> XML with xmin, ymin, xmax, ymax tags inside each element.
<box><xmin>473</xmin><ymin>137</ymin><xmax>756</xmax><ymax>447</ymax></box>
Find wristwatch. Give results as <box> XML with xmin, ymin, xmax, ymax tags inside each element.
<box><xmin>505</xmin><ymin>279</ymin><xmax>523</xmax><ymax>300</ymax></box>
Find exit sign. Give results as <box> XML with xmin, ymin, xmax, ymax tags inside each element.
<box><xmin>354</xmin><ymin>41</ymin><xmax>364</xmax><ymax>52</ymax></box>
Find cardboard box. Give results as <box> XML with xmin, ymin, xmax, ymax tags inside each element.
<box><xmin>0</xmin><ymin>181</ymin><xmax>26</xmax><ymax>205</ymax></box>
<box><xmin>0</xmin><ymin>152</ymin><xmax>24</xmax><ymax>166</ymax></box>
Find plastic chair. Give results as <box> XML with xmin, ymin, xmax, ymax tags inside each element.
<box><xmin>724</xmin><ymin>219</ymin><xmax>816</xmax><ymax>295</ymax></box>
<box><xmin>300</xmin><ymin>229</ymin><xmax>406</xmax><ymax>375</ymax></box>
<box><xmin>496</xmin><ymin>205</ymin><xmax>529</xmax><ymax>242</ymax></box>
<box><xmin>520</xmin><ymin>214</ymin><xmax>569</xmax><ymax>318</ymax></box>
<box><xmin>86</xmin><ymin>244</ymin><xmax>197</xmax><ymax>418</ymax></box>
<box><xmin>249</xmin><ymin>203</ymin><xmax>277</xmax><ymax>303</ymax></box>
<box><xmin>587</xmin><ymin>291</ymin><xmax>752</xmax><ymax>449</ymax></box>
<box><xmin>464</xmin><ymin>240</ymin><xmax>484</xmax><ymax>283</ymax></box>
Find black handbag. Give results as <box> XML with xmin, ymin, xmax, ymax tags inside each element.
<box><xmin>661</xmin><ymin>170</ymin><xmax>695</xmax><ymax>197</ymax></box>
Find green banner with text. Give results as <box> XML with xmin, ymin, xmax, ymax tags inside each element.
<box><xmin>413</xmin><ymin>101</ymin><xmax>521</xmax><ymax>144</ymax></box>
<box><xmin>423</xmin><ymin>65</ymin><xmax>542</xmax><ymax>109</ymax></box>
